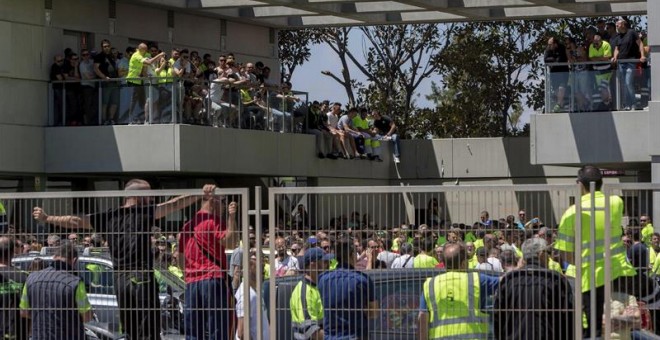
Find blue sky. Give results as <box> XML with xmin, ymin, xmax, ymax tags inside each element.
<box><xmin>290</xmin><ymin>29</ymin><xmax>436</xmax><ymax>107</ymax></box>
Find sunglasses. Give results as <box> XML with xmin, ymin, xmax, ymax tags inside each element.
<box><xmin>322</xmin><ymin>246</ymin><xmax>330</xmax><ymax>250</ymax></box>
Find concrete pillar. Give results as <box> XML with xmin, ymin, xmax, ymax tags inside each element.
<box><xmin>649</xmin><ymin>1</ymin><xmax>660</xmax><ymax>223</ymax></box>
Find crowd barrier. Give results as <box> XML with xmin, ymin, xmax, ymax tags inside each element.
<box><xmin>0</xmin><ymin>183</ymin><xmax>659</xmax><ymax>339</ymax></box>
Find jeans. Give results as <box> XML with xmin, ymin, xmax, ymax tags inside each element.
<box><xmin>184</xmin><ymin>277</ymin><xmax>232</xmax><ymax>340</ymax></box>
<box><xmin>618</xmin><ymin>62</ymin><xmax>636</xmax><ymax>109</ymax></box>
<box><xmin>377</xmin><ymin>134</ymin><xmax>401</xmax><ymax>157</ymax></box>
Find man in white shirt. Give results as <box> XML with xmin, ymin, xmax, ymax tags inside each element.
<box><xmin>391</xmin><ymin>243</ymin><xmax>414</xmax><ymax>269</ymax></box>
<box><xmin>274</xmin><ymin>237</ymin><xmax>299</xmax><ymax>277</ymax></box>
<box><xmin>235</xmin><ymin>250</ymin><xmax>269</xmax><ymax>340</ymax></box>
<box><xmin>487</xmin><ymin>247</ymin><xmax>504</xmax><ymax>272</ymax></box>
<box><xmin>326</xmin><ymin>103</ymin><xmax>351</xmax><ymax>158</ymax></box>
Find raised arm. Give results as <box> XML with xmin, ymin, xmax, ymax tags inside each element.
<box><xmin>33</xmin><ymin>207</ymin><xmax>93</xmax><ymax>230</ymax></box>
<box><xmin>222</xmin><ymin>201</ymin><xmax>239</xmax><ymax>248</ymax></box>
<box><xmin>154</xmin><ymin>184</ymin><xmax>216</xmax><ymax>219</ymax></box>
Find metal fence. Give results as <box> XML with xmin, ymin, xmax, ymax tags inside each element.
<box><xmin>0</xmin><ymin>183</ymin><xmax>659</xmax><ymax>339</ymax></box>
<box><xmin>545</xmin><ymin>59</ymin><xmax>651</xmax><ymax>113</ymax></box>
<box><xmin>48</xmin><ymin>77</ymin><xmax>310</xmax><ymax>133</ymax></box>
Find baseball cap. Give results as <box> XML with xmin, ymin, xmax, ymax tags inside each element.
<box><xmin>303</xmin><ymin>248</ymin><xmax>333</xmax><ymax>268</ymax></box>
<box><xmin>307</xmin><ymin>236</ymin><xmax>318</xmax><ymax>246</ymax></box>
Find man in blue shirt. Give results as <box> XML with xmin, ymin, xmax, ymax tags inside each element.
<box><xmin>318</xmin><ymin>237</ymin><xmax>379</xmax><ymax>339</ymax></box>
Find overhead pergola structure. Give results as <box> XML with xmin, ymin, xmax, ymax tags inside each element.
<box><xmin>134</xmin><ymin>0</ymin><xmax>646</xmax><ymax>28</ymax></box>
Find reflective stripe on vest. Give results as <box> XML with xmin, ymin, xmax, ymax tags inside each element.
<box><xmin>425</xmin><ymin>272</ymin><xmax>488</xmax><ymax>339</ymax></box>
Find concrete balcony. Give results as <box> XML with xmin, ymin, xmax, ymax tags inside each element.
<box><xmin>530</xmin><ymin>106</ymin><xmax>659</xmax><ymax>169</ymax></box>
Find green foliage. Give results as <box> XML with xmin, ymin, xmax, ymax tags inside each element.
<box><xmin>278</xmin><ymin>16</ymin><xmax>646</xmax><ymax>139</ymax></box>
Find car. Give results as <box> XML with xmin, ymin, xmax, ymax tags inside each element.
<box><xmin>12</xmin><ymin>247</ymin><xmax>186</xmax><ymax>340</ymax></box>
<box><xmin>269</xmin><ymin>268</ymin><xmax>448</xmax><ymax>340</ymax></box>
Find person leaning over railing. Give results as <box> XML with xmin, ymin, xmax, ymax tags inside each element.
<box><xmin>127</xmin><ymin>43</ymin><xmax>165</xmax><ymax>125</ymax></box>
<box><xmin>589</xmin><ymin>34</ymin><xmax>614</xmax><ymax>111</ymax></box>
<box><xmin>31</xmin><ymin>180</ymin><xmax>216</xmax><ymax>340</ymax></box>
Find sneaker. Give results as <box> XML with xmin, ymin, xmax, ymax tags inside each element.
<box><xmin>622</xmin><ymin>106</ymin><xmax>632</xmax><ymax>111</ymax></box>
<box><xmin>327</xmin><ymin>153</ymin><xmax>338</xmax><ymax>160</ymax></box>
<box><xmin>318</xmin><ymin>152</ymin><xmax>325</xmax><ymax>159</ymax></box>
<box><xmin>373</xmin><ymin>156</ymin><xmax>383</xmax><ymax>162</ymax></box>
<box><xmin>393</xmin><ymin>155</ymin><xmax>400</xmax><ymax>164</ymax></box>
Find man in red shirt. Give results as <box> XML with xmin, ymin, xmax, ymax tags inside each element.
<box><xmin>179</xmin><ymin>193</ymin><xmax>239</xmax><ymax>340</ymax></box>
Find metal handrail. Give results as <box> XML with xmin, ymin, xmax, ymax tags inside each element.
<box><xmin>545</xmin><ymin>58</ymin><xmax>646</xmax><ymax>66</ymax></box>
<box><xmin>48</xmin><ymin>76</ymin><xmax>309</xmax><ymax>131</ymax></box>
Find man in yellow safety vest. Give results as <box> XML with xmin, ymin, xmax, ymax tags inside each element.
<box><xmin>418</xmin><ymin>242</ymin><xmax>499</xmax><ymax>339</ymax></box>
<box><xmin>554</xmin><ymin>165</ymin><xmax>639</xmax><ymax>337</ymax></box>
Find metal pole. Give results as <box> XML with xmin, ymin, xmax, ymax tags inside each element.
<box><xmin>242</xmin><ymin>188</ymin><xmax>252</xmax><ymax>340</ymax></box>
<box><xmin>603</xmin><ymin>186</ymin><xmax>613</xmax><ymax>339</ymax></box>
<box><xmin>574</xmin><ymin>182</ymin><xmax>583</xmax><ymax>340</ymax></box>
<box><xmin>98</xmin><ymin>80</ymin><xmax>103</xmax><ymax>125</ymax></box>
<box><xmin>268</xmin><ymin>186</ymin><xmax>277</xmax><ymax>338</ymax></box>
<box><xmin>615</xmin><ymin>65</ymin><xmax>621</xmax><ymax>111</ymax></box>
<box><xmin>254</xmin><ymin>186</ymin><xmax>262</xmax><ymax>340</ymax></box>
<box><xmin>589</xmin><ymin>181</ymin><xmax>597</xmax><ymax>340</ymax></box>
<box><xmin>147</xmin><ymin>80</ymin><xmax>152</xmax><ymax>125</ymax></box>
<box><xmin>62</xmin><ymin>84</ymin><xmax>67</xmax><ymax>126</ymax></box>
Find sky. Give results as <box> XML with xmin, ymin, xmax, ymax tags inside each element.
<box><xmin>290</xmin><ymin>27</ymin><xmax>535</xmax><ymax>126</ymax></box>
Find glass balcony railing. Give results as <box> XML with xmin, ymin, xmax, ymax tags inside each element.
<box><xmin>48</xmin><ymin>77</ymin><xmax>310</xmax><ymax>133</ymax></box>
<box><xmin>544</xmin><ymin>59</ymin><xmax>651</xmax><ymax>113</ymax></box>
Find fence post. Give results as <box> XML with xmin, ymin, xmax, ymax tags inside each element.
<box><xmin>574</xmin><ymin>182</ymin><xmax>583</xmax><ymax>340</ymax></box>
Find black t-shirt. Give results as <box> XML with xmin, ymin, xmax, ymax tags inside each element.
<box><xmin>373</xmin><ymin>115</ymin><xmax>394</xmax><ymax>134</ymax></box>
<box><xmin>93</xmin><ymin>52</ymin><xmax>118</xmax><ymax>78</ymax></box>
<box><xmin>0</xmin><ymin>266</ymin><xmax>28</xmax><ymax>340</ymax></box>
<box><xmin>88</xmin><ymin>205</ymin><xmax>156</xmax><ymax>271</ymax></box>
<box><xmin>50</xmin><ymin>63</ymin><xmax>65</xmax><ymax>90</ymax></box>
<box><xmin>612</xmin><ymin>29</ymin><xmax>641</xmax><ymax>60</ymax></box>
<box><xmin>544</xmin><ymin>44</ymin><xmax>569</xmax><ymax>73</ymax></box>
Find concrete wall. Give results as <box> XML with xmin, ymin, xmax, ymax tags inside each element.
<box><xmin>0</xmin><ymin>0</ymin><xmax>278</xmax><ymax>175</ymax></box>
<box><xmin>531</xmin><ymin>111</ymin><xmax>651</xmax><ymax>166</ymax></box>
<box><xmin>43</xmin><ymin>125</ymin><xmax>581</xmax><ymax>182</ymax></box>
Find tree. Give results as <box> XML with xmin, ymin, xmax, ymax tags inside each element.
<box><xmin>318</xmin><ymin>24</ymin><xmax>454</xmax><ymax>137</ymax></box>
<box><xmin>278</xmin><ymin>29</ymin><xmax>315</xmax><ymax>83</ymax></box>
<box><xmin>416</xmin><ymin>21</ymin><xmax>545</xmax><ymax>137</ymax></box>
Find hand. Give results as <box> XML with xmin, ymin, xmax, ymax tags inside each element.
<box><xmin>366</xmin><ymin>248</ymin><xmax>374</xmax><ymax>261</ymax></box>
<box><xmin>33</xmin><ymin>207</ymin><xmax>48</xmax><ymax>223</ymax></box>
<box><xmin>202</xmin><ymin>184</ymin><xmax>216</xmax><ymax>200</ymax></box>
<box><xmin>228</xmin><ymin>201</ymin><xmax>238</xmax><ymax>217</ymax></box>
<box><xmin>640</xmin><ymin>56</ymin><xmax>647</xmax><ymax>63</ymax></box>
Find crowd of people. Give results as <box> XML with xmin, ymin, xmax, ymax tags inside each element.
<box><xmin>545</xmin><ymin>18</ymin><xmax>651</xmax><ymax>113</ymax></box>
<box><xmin>49</xmin><ymin>39</ymin><xmax>405</xmax><ymax>162</ymax></box>
<box><xmin>2</xmin><ymin>167</ymin><xmax>660</xmax><ymax>339</ymax></box>
<box><xmin>50</xmin><ymin>39</ymin><xmax>304</xmax><ymax>130</ymax></box>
